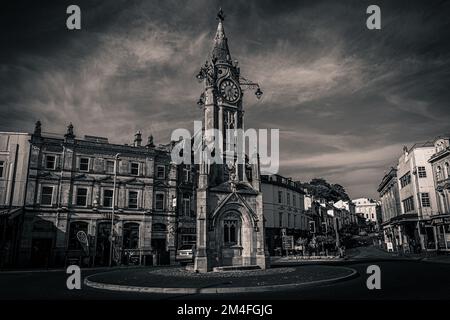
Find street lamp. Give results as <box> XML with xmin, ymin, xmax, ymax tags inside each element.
<box><xmin>109</xmin><ymin>153</ymin><xmax>121</xmax><ymax>267</ymax></box>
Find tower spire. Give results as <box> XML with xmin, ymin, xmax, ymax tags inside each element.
<box><xmin>211</xmin><ymin>8</ymin><xmax>231</xmax><ymax>63</ymax></box>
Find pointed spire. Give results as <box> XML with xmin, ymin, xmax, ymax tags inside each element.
<box><xmin>211</xmin><ymin>8</ymin><xmax>231</xmax><ymax>63</ymax></box>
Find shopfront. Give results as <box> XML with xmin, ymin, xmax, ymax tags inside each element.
<box><xmin>432</xmin><ymin>215</ymin><xmax>450</xmax><ymax>251</ymax></box>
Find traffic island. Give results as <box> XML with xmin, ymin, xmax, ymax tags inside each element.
<box><xmin>84</xmin><ymin>265</ymin><xmax>358</xmax><ymax>294</ymax></box>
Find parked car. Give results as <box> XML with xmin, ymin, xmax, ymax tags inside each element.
<box><xmin>175</xmin><ymin>244</ymin><xmax>195</xmax><ymax>265</ymax></box>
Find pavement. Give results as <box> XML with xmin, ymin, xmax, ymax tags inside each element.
<box><xmin>346</xmin><ymin>245</ymin><xmax>450</xmax><ymax>264</ymax></box>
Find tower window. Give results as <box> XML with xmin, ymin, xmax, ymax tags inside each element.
<box><xmin>224</xmin><ymin>220</ymin><xmax>238</xmax><ymax>245</ymax></box>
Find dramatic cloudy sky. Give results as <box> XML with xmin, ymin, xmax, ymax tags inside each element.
<box><xmin>1</xmin><ymin>0</ymin><xmax>450</xmax><ymax>199</ymax></box>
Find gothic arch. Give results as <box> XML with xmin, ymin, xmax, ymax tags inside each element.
<box><xmin>210</xmin><ymin>202</ymin><xmax>256</xmax><ymax>230</ymax></box>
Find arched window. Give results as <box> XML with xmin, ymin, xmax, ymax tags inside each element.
<box><xmin>436</xmin><ymin>166</ymin><xmax>442</xmax><ymax>181</ymax></box>
<box><xmin>224</xmin><ymin>224</ymin><xmax>229</xmax><ymax>243</ymax></box>
<box><xmin>224</xmin><ymin>219</ymin><xmax>238</xmax><ymax>245</ymax></box>
<box><xmin>445</xmin><ymin>162</ymin><xmax>450</xmax><ymax>178</ymax></box>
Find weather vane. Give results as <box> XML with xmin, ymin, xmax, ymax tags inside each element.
<box><xmin>217</xmin><ymin>8</ymin><xmax>225</xmax><ymax>21</ymax></box>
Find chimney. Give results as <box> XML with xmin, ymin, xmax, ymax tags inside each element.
<box><xmin>403</xmin><ymin>145</ymin><xmax>408</xmax><ymax>156</ymax></box>
<box><xmin>146</xmin><ymin>135</ymin><xmax>155</xmax><ymax>148</ymax></box>
<box><xmin>34</xmin><ymin>120</ymin><xmax>42</xmax><ymax>136</ymax></box>
<box><xmin>134</xmin><ymin>130</ymin><xmax>142</xmax><ymax>147</ymax></box>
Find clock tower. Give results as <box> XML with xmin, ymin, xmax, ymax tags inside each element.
<box><xmin>194</xmin><ymin>9</ymin><xmax>268</xmax><ymax>272</ymax></box>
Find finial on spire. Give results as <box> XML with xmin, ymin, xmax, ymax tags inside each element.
<box><xmin>217</xmin><ymin>8</ymin><xmax>225</xmax><ymax>21</ymax></box>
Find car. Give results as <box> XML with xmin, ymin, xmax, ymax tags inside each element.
<box><xmin>176</xmin><ymin>244</ymin><xmax>195</xmax><ymax>265</ymax></box>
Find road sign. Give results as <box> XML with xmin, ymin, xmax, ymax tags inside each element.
<box><xmin>282</xmin><ymin>235</ymin><xmax>294</xmax><ymax>250</ymax></box>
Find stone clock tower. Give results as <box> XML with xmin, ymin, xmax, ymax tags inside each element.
<box><xmin>194</xmin><ymin>9</ymin><xmax>268</xmax><ymax>272</ymax></box>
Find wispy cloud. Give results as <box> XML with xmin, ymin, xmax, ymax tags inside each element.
<box><xmin>1</xmin><ymin>0</ymin><xmax>449</xmax><ymax>199</ymax></box>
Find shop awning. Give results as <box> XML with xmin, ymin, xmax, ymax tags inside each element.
<box><xmin>0</xmin><ymin>207</ymin><xmax>23</xmax><ymax>220</ymax></box>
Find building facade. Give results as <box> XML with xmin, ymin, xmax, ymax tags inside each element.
<box><xmin>0</xmin><ymin>132</ymin><xmax>32</xmax><ymax>267</ymax></box>
<box><xmin>396</xmin><ymin>143</ymin><xmax>439</xmax><ymax>252</ymax></box>
<box><xmin>261</xmin><ymin>174</ymin><xmax>307</xmax><ymax>254</ymax></box>
<box><xmin>377</xmin><ymin>167</ymin><xmax>402</xmax><ymax>251</ymax></box>
<box><xmin>6</xmin><ymin>122</ymin><xmax>180</xmax><ymax>268</ymax></box>
<box><xmin>353</xmin><ymin>198</ymin><xmax>380</xmax><ymax>224</ymax></box>
<box><xmin>428</xmin><ymin>136</ymin><xmax>450</xmax><ymax>251</ymax></box>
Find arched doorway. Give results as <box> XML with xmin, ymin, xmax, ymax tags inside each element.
<box><xmin>31</xmin><ymin>220</ymin><xmax>55</xmax><ymax>267</ymax></box>
<box><xmin>95</xmin><ymin>222</ymin><xmax>111</xmax><ymax>266</ymax></box>
<box><xmin>122</xmin><ymin>222</ymin><xmax>140</xmax><ymax>265</ymax></box>
<box><xmin>67</xmin><ymin>221</ymin><xmax>89</xmax><ymax>266</ymax></box>
<box><xmin>215</xmin><ymin>209</ymin><xmax>254</xmax><ymax>267</ymax></box>
<box><xmin>151</xmin><ymin>223</ymin><xmax>170</xmax><ymax>265</ymax></box>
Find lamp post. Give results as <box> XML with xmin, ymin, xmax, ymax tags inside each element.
<box><xmin>109</xmin><ymin>153</ymin><xmax>120</xmax><ymax>267</ymax></box>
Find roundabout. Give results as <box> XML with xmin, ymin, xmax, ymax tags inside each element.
<box><xmin>84</xmin><ymin>265</ymin><xmax>358</xmax><ymax>294</ymax></box>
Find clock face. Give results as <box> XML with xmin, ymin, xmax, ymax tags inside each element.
<box><xmin>219</xmin><ymin>79</ymin><xmax>240</xmax><ymax>103</ymax></box>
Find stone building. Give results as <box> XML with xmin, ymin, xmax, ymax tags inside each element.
<box><xmin>377</xmin><ymin>167</ymin><xmax>402</xmax><ymax>252</ymax></box>
<box><xmin>261</xmin><ymin>174</ymin><xmax>307</xmax><ymax>254</ymax></box>
<box><xmin>428</xmin><ymin>136</ymin><xmax>450</xmax><ymax>251</ymax></box>
<box><xmin>193</xmin><ymin>11</ymin><xmax>267</xmax><ymax>272</ymax></box>
<box><xmin>1</xmin><ymin>10</ymin><xmax>270</xmax><ymax>270</ymax></box>
<box><xmin>396</xmin><ymin>142</ymin><xmax>439</xmax><ymax>252</ymax></box>
<box><xmin>352</xmin><ymin>198</ymin><xmax>380</xmax><ymax>225</ymax></box>
<box><xmin>0</xmin><ymin>132</ymin><xmax>32</xmax><ymax>267</ymax></box>
<box><xmin>12</xmin><ymin>122</ymin><xmax>179</xmax><ymax>267</ymax></box>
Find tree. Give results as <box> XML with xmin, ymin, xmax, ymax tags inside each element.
<box><xmin>303</xmin><ymin>178</ymin><xmax>350</xmax><ymax>202</ymax></box>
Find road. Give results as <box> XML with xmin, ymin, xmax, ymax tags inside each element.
<box><xmin>0</xmin><ymin>246</ymin><xmax>449</xmax><ymax>300</ymax></box>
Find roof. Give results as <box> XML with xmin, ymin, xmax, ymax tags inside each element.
<box><xmin>377</xmin><ymin>167</ymin><xmax>397</xmax><ymax>192</ymax></box>
<box><xmin>211</xmin><ymin>19</ymin><xmax>231</xmax><ymax>63</ymax></box>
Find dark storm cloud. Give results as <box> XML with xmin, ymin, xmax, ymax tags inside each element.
<box><xmin>1</xmin><ymin>0</ymin><xmax>450</xmax><ymax>198</ymax></box>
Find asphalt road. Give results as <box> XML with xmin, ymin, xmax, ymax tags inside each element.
<box><xmin>0</xmin><ymin>248</ymin><xmax>449</xmax><ymax>300</ymax></box>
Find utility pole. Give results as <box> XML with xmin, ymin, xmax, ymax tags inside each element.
<box><xmin>334</xmin><ymin>217</ymin><xmax>340</xmax><ymax>249</ymax></box>
<box><xmin>109</xmin><ymin>153</ymin><xmax>120</xmax><ymax>267</ymax></box>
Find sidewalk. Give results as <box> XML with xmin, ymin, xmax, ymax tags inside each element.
<box><xmin>270</xmin><ymin>255</ymin><xmax>344</xmax><ymax>266</ymax></box>
<box><xmin>347</xmin><ymin>245</ymin><xmax>450</xmax><ymax>264</ymax></box>
<box><xmin>0</xmin><ymin>265</ymin><xmax>146</xmax><ymax>274</ymax></box>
